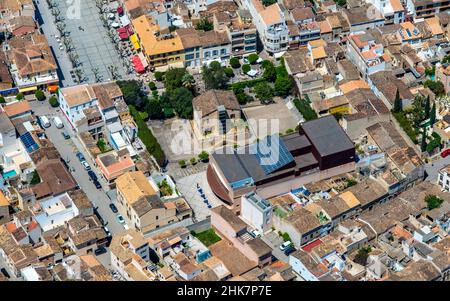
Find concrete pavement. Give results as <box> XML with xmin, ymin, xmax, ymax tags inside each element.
<box><xmin>424</xmin><ymin>155</ymin><xmax>450</xmax><ymax>182</ymax></box>
<box><xmin>30</xmin><ymin>100</ymin><xmax>124</xmax><ymax>236</ymax></box>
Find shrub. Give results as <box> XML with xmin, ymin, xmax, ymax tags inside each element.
<box><xmin>0</xmin><ymin>96</ymin><xmax>5</xmax><ymax>104</ymax></box>
<box><xmin>248</xmin><ymin>53</ymin><xmax>259</xmax><ymax>65</ymax></box>
<box><xmin>30</xmin><ymin>170</ymin><xmax>41</xmax><ymax>185</ymax></box>
<box><xmin>242</xmin><ymin>64</ymin><xmax>251</xmax><ymax>74</ymax></box>
<box><xmin>148</xmin><ymin>81</ymin><xmax>157</xmax><ymax>90</ymax></box>
<box><xmin>154</xmin><ymin>71</ymin><xmax>164</xmax><ymax>81</ymax></box>
<box><xmin>425</xmin><ymin>195</ymin><xmax>444</xmax><ymax>210</ymax></box>
<box><xmin>224</xmin><ymin>67</ymin><xmax>235</xmax><ymax>78</ymax></box>
<box><xmin>49</xmin><ymin>96</ymin><xmax>59</xmax><ymax>107</ymax></box>
<box><xmin>179</xmin><ymin>160</ymin><xmax>187</xmax><ymax>168</ymax></box>
<box><xmin>293</xmin><ymin>98</ymin><xmax>317</xmax><ymax>121</ymax></box>
<box><xmin>190</xmin><ymin>157</ymin><xmax>197</xmax><ymax>165</ymax></box>
<box><xmin>35</xmin><ymin>90</ymin><xmax>46</xmax><ymax>101</ymax></box>
<box><xmin>129</xmin><ymin>105</ymin><xmax>166</xmax><ymax>166</ymax></box>
<box><xmin>16</xmin><ymin>92</ymin><xmax>24</xmax><ymax>101</ymax></box>
<box><xmin>229</xmin><ymin>57</ymin><xmax>241</xmax><ymax>69</ymax></box>
<box><xmin>254</xmin><ymin>82</ymin><xmax>274</xmax><ymax>104</ymax></box>
<box><xmin>198</xmin><ymin>151</ymin><xmax>209</xmax><ymax>162</ymax></box>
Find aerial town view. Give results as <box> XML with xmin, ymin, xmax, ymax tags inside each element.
<box><xmin>1</xmin><ymin>0</ymin><xmax>450</xmax><ymax>286</ymax></box>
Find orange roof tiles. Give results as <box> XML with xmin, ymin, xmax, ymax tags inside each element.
<box><xmin>390</xmin><ymin>0</ymin><xmax>404</xmax><ymax>12</ymax></box>
<box><xmin>311</xmin><ymin>46</ymin><xmax>327</xmax><ymax>60</ymax></box>
<box><xmin>339</xmin><ymin>80</ymin><xmax>370</xmax><ymax>94</ymax></box>
<box><xmin>3</xmin><ymin>101</ymin><xmax>31</xmax><ymax>117</ymax></box>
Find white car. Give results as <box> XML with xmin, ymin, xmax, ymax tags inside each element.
<box><xmin>81</xmin><ymin>161</ymin><xmax>91</xmax><ymax>170</ymax></box>
<box><xmin>250</xmin><ymin>230</ymin><xmax>262</xmax><ymax>238</ymax></box>
<box><xmin>279</xmin><ymin>241</ymin><xmax>293</xmax><ymax>251</ymax></box>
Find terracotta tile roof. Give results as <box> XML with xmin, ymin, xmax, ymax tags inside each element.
<box><xmin>390</xmin><ymin>0</ymin><xmax>404</xmax><ymax>11</ymax></box>
<box><xmin>60</xmin><ymin>84</ymin><xmax>96</xmax><ymax>107</ymax></box>
<box><xmin>2</xmin><ymin>101</ymin><xmax>31</xmax><ymax>118</ymax></box>
<box><xmin>339</xmin><ymin>80</ymin><xmax>370</xmax><ymax>94</ymax></box>
<box><xmin>193</xmin><ymin>90</ymin><xmax>240</xmax><ymax>118</ymax></box>
<box><xmin>115</xmin><ymin>171</ymin><xmax>157</xmax><ymax>205</ymax></box>
<box><xmin>311</xmin><ymin>46</ymin><xmax>327</xmax><ymax>60</ymax></box>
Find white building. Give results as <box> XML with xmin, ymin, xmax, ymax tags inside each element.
<box><xmin>245</xmin><ymin>0</ymin><xmax>288</xmax><ymax>55</ymax></box>
<box><xmin>34</xmin><ymin>193</ymin><xmax>80</xmax><ymax>232</ymax></box>
<box><xmin>364</xmin><ymin>0</ymin><xmax>405</xmax><ymax>24</ymax></box>
<box><xmin>58</xmin><ymin>84</ymin><xmax>98</xmax><ymax>128</ymax></box>
<box><xmin>240</xmin><ymin>192</ymin><xmax>272</xmax><ymax>233</ymax></box>
<box><xmin>438</xmin><ymin>165</ymin><xmax>450</xmax><ymax>193</ymax></box>
<box><xmin>346</xmin><ymin>32</ymin><xmax>386</xmax><ymax>80</ymax></box>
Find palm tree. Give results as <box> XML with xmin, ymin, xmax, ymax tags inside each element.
<box><xmin>74</xmin><ymin>69</ymin><xmax>84</xmax><ymax>83</ymax></box>
<box><xmin>56</xmin><ymin>22</ymin><xmax>66</xmax><ymax>36</ymax></box>
<box><xmin>47</xmin><ymin>0</ymin><xmax>57</xmax><ymax>9</ymax></box>
<box><xmin>182</xmin><ymin>73</ymin><xmax>196</xmax><ymax>90</ymax></box>
<box><xmin>92</xmin><ymin>68</ymin><xmax>102</xmax><ymax>82</ymax></box>
<box><xmin>63</xmin><ymin>37</ymin><xmax>74</xmax><ymax>52</ymax></box>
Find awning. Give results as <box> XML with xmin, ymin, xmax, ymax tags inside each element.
<box><xmin>274</xmin><ymin>51</ymin><xmax>286</xmax><ymax>59</ymax></box>
<box><xmin>47</xmin><ymin>85</ymin><xmax>58</xmax><ymax>92</ymax></box>
<box><xmin>117</xmin><ymin>6</ymin><xmax>124</xmax><ymax>15</ymax></box>
<box><xmin>130</xmin><ymin>34</ymin><xmax>140</xmax><ymax>50</ymax></box>
<box><xmin>18</xmin><ymin>86</ymin><xmax>37</xmax><ymax>93</ymax></box>
<box><xmin>132</xmin><ymin>56</ymin><xmax>145</xmax><ymax>73</ymax></box>
<box><xmin>119</xmin><ymin>31</ymin><xmax>129</xmax><ymax>40</ymax></box>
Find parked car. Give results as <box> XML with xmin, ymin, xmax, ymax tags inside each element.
<box><xmin>109</xmin><ymin>203</ymin><xmax>118</xmax><ymax>213</ymax></box>
<box><xmin>76</xmin><ymin>152</ymin><xmax>85</xmax><ymax>162</ymax></box>
<box><xmin>116</xmin><ymin>215</ymin><xmax>125</xmax><ymax>224</ymax></box>
<box><xmin>250</xmin><ymin>229</ymin><xmax>262</xmax><ymax>238</ymax></box>
<box><xmin>103</xmin><ymin>226</ymin><xmax>112</xmax><ymax>237</ymax></box>
<box><xmin>62</xmin><ymin>131</ymin><xmax>70</xmax><ymax>139</ymax></box>
<box><xmin>81</xmin><ymin>161</ymin><xmax>91</xmax><ymax>170</ymax></box>
<box><xmin>94</xmin><ymin>247</ymin><xmax>107</xmax><ymax>256</ymax></box>
<box><xmin>88</xmin><ymin>170</ymin><xmax>97</xmax><ymax>181</ymax></box>
<box><xmin>284</xmin><ymin>246</ymin><xmax>296</xmax><ymax>256</ymax></box>
<box><xmin>279</xmin><ymin>241</ymin><xmax>293</xmax><ymax>251</ymax></box>
<box><xmin>93</xmin><ymin>179</ymin><xmax>102</xmax><ymax>189</ymax></box>
<box><xmin>0</xmin><ymin>268</ymin><xmax>10</xmax><ymax>279</ymax></box>
<box><xmin>39</xmin><ymin>115</ymin><xmax>51</xmax><ymax>128</ymax></box>
<box><xmin>441</xmin><ymin>149</ymin><xmax>450</xmax><ymax>158</ymax></box>
<box><xmin>53</xmin><ymin>116</ymin><xmax>64</xmax><ymax>129</ymax></box>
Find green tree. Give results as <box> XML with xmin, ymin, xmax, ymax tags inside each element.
<box><xmin>49</xmin><ymin>96</ymin><xmax>59</xmax><ymax>107</ymax></box>
<box><xmin>354</xmin><ymin>246</ymin><xmax>372</xmax><ymax>266</ymax></box>
<box><xmin>161</xmin><ymin>87</ymin><xmax>193</xmax><ymax>119</ymax></box>
<box><xmin>424</xmin><ymin>80</ymin><xmax>445</xmax><ymax>96</ymax></box>
<box><xmin>335</xmin><ymin>0</ymin><xmax>347</xmax><ymax>6</ymax></box>
<box><xmin>35</xmin><ymin>90</ymin><xmax>46</xmax><ymax>101</ymax></box>
<box><xmin>425</xmin><ymin>195</ymin><xmax>444</xmax><ymax>210</ymax></box>
<box><xmin>145</xmin><ymin>97</ymin><xmax>164</xmax><ymax>120</ymax></box>
<box><xmin>274</xmin><ymin>76</ymin><xmax>293</xmax><ymax>97</ymax></box>
<box><xmin>229</xmin><ymin>57</ymin><xmax>241</xmax><ymax>69</ymax></box>
<box><xmin>421</xmin><ymin>131</ymin><xmax>427</xmax><ymax>152</ymax></box>
<box><xmin>248</xmin><ymin>53</ymin><xmax>259</xmax><ymax>65</ymax></box>
<box><xmin>169</xmin><ymin>25</ymin><xmax>178</xmax><ymax>32</ymax></box>
<box><xmin>181</xmin><ymin>73</ymin><xmax>196</xmax><ymax>91</ymax></box>
<box><xmin>202</xmin><ymin>62</ymin><xmax>228</xmax><ymax>90</ymax></box>
<box><xmin>262</xmin><ymin>61</ymin><xmax>277</xmax><ymax>82</ymax></box>
<box><xmin>16</xmin><ymin>92</ymin><xmax>24</xmax><ymax>101</ymax></box>
<box><xmin>393</xmin><ymin>88</ymin><xmax>402</xmax><ymax>113</ymax></box>
<box><xmin>148</xmin><ymin>81</ymin><xmax>157</xmax><ymax>91</ymax></box>
<box><xmin>164</xmin><ymin>68</ymin><xmax>187</xmax><ymax>91</ymax></box>
<box><xmin>198</xmin><ymin>151</ymin><xmax>209</xmax><ymax>162</ymax></box>
<box><xmin>179</xmin><ymin>160</ymin><xmax>187</xmax><ymax>168</ymax></box>
<box><xmin>254</xmin><ymin>82</ymin><xmax>274</xmax><ymax>104</ymax></box>
<box><xmin>262</xmin><ymin>0</ymin><xmax>277</xmax><ymax>5</ymax></box>
<box><xmin>424</xmin><ymin>96</ymin><xmax>430</xmax><ymax>119</ymax></box>
<box><xmin>30</xmin><ymin>170</ymin><xmax>41</xmax><ymax>185</ymax></box>
<box><xmin>195</xmin><ymin>18</ymin><xmax>213</xmax><ymax>31</ymax></box>
<box><xmin>430</xmin><ymin>103</ymin><xmax>436</xmax><ymax>126</ymax></box>
<box><xmin>242</xmin><ymin>64</ymin><xmax>251</xmax><ymax>74</ymax></box>
<box><xmin>117</xmin><ymin>80</ymin><xmax>146</xmax><ymax>110</ymax></box>
<box><xmin>154</xmin><ymin>71</ymin><xmax>164</xmax><ymax>81</ymax></box>
<box><xmin>0</xmin><ymin>96</ymin><xmax>5</xmax><ymax>104</ymax></box>
<box><xmin>224</xmin><ymin>67</ymin><xmax>234</xmax><ymax>78</ymax></box>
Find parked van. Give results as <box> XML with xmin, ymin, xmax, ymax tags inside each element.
<box><xmin>39</xmin><ymin>115</ymin><xmax>51</xmax><ymax>128</ymax></box>
<box><xmin>53</xmin><ymin>116</ymin><xmax>64</xmax><ymax>129</ymax></box>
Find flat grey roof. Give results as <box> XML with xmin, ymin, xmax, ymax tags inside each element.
<box><xmin>300</xmin><ymin>115</ymin><xmax>354</xmax><ymax>156</ymax></box>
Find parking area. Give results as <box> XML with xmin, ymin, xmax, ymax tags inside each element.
<box><xmin>175</xmin><ymin>171</ymin><xmax>222</xmax><ymax>221</ymax></box>
<box><xmin>261</xmin><ymin>231</ymin><xmax>289</xmax><ymax>263</ymax></box>
<box><xmin>242</xmin><ymin>98</ymin><xmax>300</xmax><ymax>138</ymax></box>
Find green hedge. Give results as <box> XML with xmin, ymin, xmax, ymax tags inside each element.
<box><xmin>293</xmin><ymin>98</ymin><xmax>317</xmax><ymax>121</ymax></box>
<box><xmin>129</xmin><ymin>105</ymin><xmax>166</xmax><ymax>166</ymax></box>
<box><xmin>230</xmin><ymin>78</ymin><xmax>266</xmax><ymax>92</ymax></box>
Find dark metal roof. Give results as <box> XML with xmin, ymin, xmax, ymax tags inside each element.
<box><xmin>300</xmin><ymin>115</ymin><xmax>354</xmax><ymax>156</ymax></box>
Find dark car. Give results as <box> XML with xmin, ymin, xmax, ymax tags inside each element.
<box><xmin>1</xmin><ymin>268</ymin><xmax>10</xmax><ymax>279</ymax></box>
<box><xmin>94</xmin><ymin>247</ymin><xmax>107</xmax><ymax>256</ymax></box>
<box><xmin>93</xmin><ymin>179</ymin><xmax>102</xmax><ymax>189</ymax></box>
<box><xmin>109</xmin><ymin>203</ymin><xmax>118</xmax><ymax>213</ymax></box>
<box><xmin>76</xmin><ymin>152</ymin><xmax>85</xmax><ymax>162</ymax></box>
<box><xmin>88</xmin><ymin>170</ymin><xmax>97</xmax><ymax>181</ymax></box>
<box><xmin>284</xmin><ymin>246</ymin><xmax>296</xmax><ymax>256</ymax></box>
<box><xmin>62</xmin><ymin>131</ymin><xmax>70</xmax><ymax>139</ymax></box>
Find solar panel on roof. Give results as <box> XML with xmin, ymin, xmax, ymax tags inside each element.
<box><xmin>20</xmin><ymin>132</ymin><xmax>39</xmax><ymax>153</ymax></box>
<box><xmin>254</xmin><ymin>135</ymin><xmax>294</xmax><ymax>175</ymax></box>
